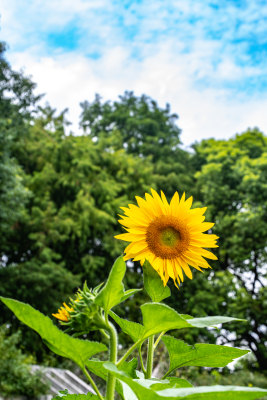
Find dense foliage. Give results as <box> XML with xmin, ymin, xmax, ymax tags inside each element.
<box><xmin>0</xmin><ymin>327</ymin><xmax>48</xmax><ymax>398</ymax></box>
<box><xmin>0</xmin><ymin>39</ymin><xmax>266</xmax><ymax>395</ymax></box>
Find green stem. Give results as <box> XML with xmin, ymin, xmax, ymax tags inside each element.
<box><xmin>117</xmin><ymin>339</ymin><xmax>142</xmax><ymax>367</ymax></box>
<box><xmin>105</xmin><ymin>319</ymin><xmax>118</xmax><ymax>400</ymax></box>
<box><xmin>162</xmin><ymin>370</ymin><xmax>171</xmax><ymax>380</ymax></box>
<box><xmin>154</xmin><ymin>331</ymin><xmax>166</xmax><ymax>350</ymax></box>
<box><xmin>82</xmin><ymin>367</ymin><xmax>104</xmax><ymax>400</ymax></box>
<box><xmin>138</xmin><ymin>344</ymin><xmax>146</xmax><ymax>375</ymax></box>
<box><xmin>146</xmin><ymin>335</ymin><xmax>154</xmax><ymax>379</ymax></box>
<box><xmin>100</xmin><ymin>328</ymin><xmax>110</xmax><ymax>340</ymax></box>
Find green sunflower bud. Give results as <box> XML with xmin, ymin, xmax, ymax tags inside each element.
<box><xmin>62</xmin><ymin>282</ymin><xmax>107</xmax><ymax>336</ymax></box>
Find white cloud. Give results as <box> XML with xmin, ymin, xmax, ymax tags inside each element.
<box><xmin>8</xmin><ymin>43</ymin><xmax>267</xmax><ymax>147</ymax></box>
<box><xmin>2</xmin><ymin>0</ymin><xmax>267</xmax><ymax>146</ymax></box>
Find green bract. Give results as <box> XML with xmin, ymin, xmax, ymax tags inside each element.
<box><xmin>1</xmin><ymin>256</ymin><xmax>266</xmax><ymax>400</ymax></box>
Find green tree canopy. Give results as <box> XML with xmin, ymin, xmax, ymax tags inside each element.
<box><xmin>179</xmin><ymin>129</ymin><xmax>267</xmax><ymax>371</ymax></box>
<box><xmin>80</xmin><ymin>92</ymin><xmax>194</xmax><ymax>197</ymax></box>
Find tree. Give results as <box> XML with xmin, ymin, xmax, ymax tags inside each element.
<box><xmin>0</xmin><ymin>41</ymin><xmax>39</xmax><ymax>251</ymax></box>
<box><xmin>181</xmin><ymin>129</ymin><xmax>267</xmax><ymax>372</ymax></box>
<box><xmin>0</xmin><ymin>103</ymin><xmax>155</xmax><ymax>344</ymax></box>
<box><xmin>80</xmin><ymin>92</ymin><xmax>194</xmax><ymax>197</ymax></box>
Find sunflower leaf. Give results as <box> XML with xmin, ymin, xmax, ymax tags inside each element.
<box><xmin>120</xmin><ymin>288</ymin><xmax>142</xmax><ymax>303</ymax></box>
<box><xmin>52</xmin><ymin>391</ymin><xmax>98</xmax><ymax>399</ymax></box>
<box><xmin>141</xmin><ymin>303</ymin><xmax>192</xmax><ymax>337</ymax></box>
<box><xmin>103</xmin><ymin>363</ymin><xmax>267</xmax><ymax>400</ymax></box>
<box><xmin>143</xmin><ymin>260</ymin><xmax>171</xmax><ymax>302</ymax></box>
<box><xmin>141</xmin><ymin>303</ymin><xmax>246</xmax><ymax>338</ymax></box>
<box><xmin>86</xmin><ymin>358</ymin><xmax>138</xmax><ymax>398</ymax></box>
<box><xmin>0</xmin><ymin>297</ymin><xmax>107</xmax><ymax>368</ymax></box>
<box><xmin>109</xmin><ymin>311</ymin><xmax>145</xmax><ymax>342</ymax></box>
<box><xmin>111</xmin><ymin>305</ymin><xmax>244</xmax><ymax>344</ymax></box>
<box><xmin>162</xmin><ymin>335</ymin><xmax>250</xmax><ymax>374</ymax></box>
<box><xmin>94</xmin><ymin>256</ymin><xmax>126</xmax><ymax>312</ymax></box>
<box><xmin>150</xmin><ymin>377</ymin><xmax>193</xmax><ymax>390</ymax></box>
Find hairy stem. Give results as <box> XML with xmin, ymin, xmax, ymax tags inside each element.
<box><xmin>82</xmin><ymin>367</ymin><xmax>104</xmax><ymax>400</ymax></box>
<box><xmin>105</xmin><ymin>320</ymin><xmax>118</xmax><ymax>400</ymax></box>
<box><xmin>117</xmin><ymin>340</ymin><xmax>143</xmax><ymax>367</ymax></box>
<box><xmin>138</xmin><ymin>344</ymin><xmax>146</xmax><ymax>375</ymax></box>
<box><xmin>154</xmin><ymin>331</ymin><xmax>166</xmax><ymax>350</ymax></box>
<box><xmin>162</xmin><ymin>370</ymin><xmax>171</xmax><ymax>380</ymax></box>
<box><xmin>146</xmin><ymin>335</ymin><xmax>154</xmax><ymax>379</ymax></box>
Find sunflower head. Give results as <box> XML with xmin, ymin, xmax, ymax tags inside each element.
<box><xmin>115</xmin><ymin>189</ymin><xmax>219</xmax><ymax>287</ymax></box>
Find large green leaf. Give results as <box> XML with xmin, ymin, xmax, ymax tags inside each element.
<box><xmin>120</xmin><ymin>382</ymin><xmax>138</xmax><ymax>400</ymax></box>
<box><xmin>0</xmin><ymin>297</ymin><xmax>107</xmax><ymax>368</ymax></box>
<box><xmin>86</xmin><ymin>358</ymin><xmax>138</xmax><ymax>399</ymax></box>
<box><xmin>162</xmin><ymin>335</ymin><xmax>250</xmax><ymax>375</ymax></box>
<box><xmin>143</xmin><ymin>261</ymin><xmax>171</xmax><ymax>302</ymax></box>
<box><xmin>109</xmin><ymin>311</ymin><xmax>145</xmax><ymax>342</ymax></box>
<box><xmin>52</xmin><ymin>390</ymin><xmax>98</xmax><ymax>399</ymax></box>
<box><xmin>111</xmin><ymin>304</ymin><xmax>244</xmax><ymax>344</ymax></box>
<box><xmin>103</xmin><ymin>363</ymin><xmax>267</xmax><ymax>400</ymax></box>
<box><xmin>117</xmin><ymin>372</ymin><xmax>192</xmax><ymax>400</ymax></box>
<box><xmin>86</xmin><ymin>358</ymin><xmax>138</xmax><ymax>381</ymax></box>
<box><xmin>151</xmin><ymin>377</ymin><xmax>193</xmax><ymax>390</ymax></box>
<box><xmin>95</xmin><ymin>256</ymin><xmax>126</xmax><ymax>312</ymax></box>
<box><xmin>188</xmin><ymin>316</ymin><xmax>246</xmax><ymax>328</ymax></box>
<box><xmin>141</xmin><ymin>304</ymin><xmax>192</xmax><ymax>337</ymax></box>
<box><xmin>95</xmin><ymin>256</ymin><xmax>139</xmax><ymax>312</ymax></box>
<box><xmin>120</xmin><ymin>289</ymin><xmax>142</xmax><ymax>303</ymax></box>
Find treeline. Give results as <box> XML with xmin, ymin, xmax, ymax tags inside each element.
<box><xmin>1</xmin><ymin>41</ymin><xmax>266</xmax><ymax>380</ymax></box>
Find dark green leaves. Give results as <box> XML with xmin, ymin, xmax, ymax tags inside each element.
<box><xmin>0</xmin><ymin>297</ymin><xmax>107</xmax><ymax>368</ymax></box>
<box><xmin>143</xmin><ymin>261</ymin><xmax>171</xmax><ymax>302</ymax></box>
<box><xmin>95</xmin><ymin>256</ymin><xmax>140</xmax><ymax>313</ymax></box>
<box><xmin>162</xmin><ymin>335</ymin><xmax>250</xmax><ymax>374</ymax></box>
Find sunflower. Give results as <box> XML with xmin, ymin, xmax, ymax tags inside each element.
<box><xmin>52</xmin><ymin>302</ymin><xmax>74</xmax><ymax>322</ymax></box>
<box><xmin>115</xmin><ymin>189</ymin><xmax>219</xmax><ymax>287</ymax></box>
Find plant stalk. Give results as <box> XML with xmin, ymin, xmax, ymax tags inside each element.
<box><xmin>146</xmin><ymin>335</ymin><xmax>154</xmax><ymax>379</ymax></box>
<box><xmin>117</xmin><ymin>339</ymin><xmax>142</xmax><ymax>366</ymax></box>
<box><xmin>138</xmin><ymin>344</ymin><xmax>146</xmax><ymax>375</ymax></box>
<box><xmin>154</xmin><ymin>331</ymin><xmax>166</xmax><ymax>350</ymax></box>
<box><xmin>105</xmin><ymin>319</ymin><xmax>118</xmax><ymax>400</ymax></box>
<box><xmin>82</xmin><ymin>367</ymin><xmax>104</xmax><ymax>400</ymax></box>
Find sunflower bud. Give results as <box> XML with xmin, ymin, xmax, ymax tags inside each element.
<box><xmin>53</xmin><ymin>282</ymin><xmax>106</xmax><ymax>336</ymax></box>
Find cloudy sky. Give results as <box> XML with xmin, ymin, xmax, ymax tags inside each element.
<box><xmin>1</xmin><ymin>0</ymin><xmax>267</xmax><ymax>146</ymax></box>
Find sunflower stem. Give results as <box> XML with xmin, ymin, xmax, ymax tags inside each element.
<box><xmin>105</xmin><ymin>316</ymin><xmax>118</xmax><ymax>400</ymax></box>
<box><xmin>146</xmin><ymin>335</ymin><xmax>154</xmax><ymax>379</ymax></box>
<box><xmin>138</xmin><ymin>344</ymin><xmax>147</xmax><ymax>375</ymax></box>
<box><xmin>117</xmin><ymin>340</ymin><xmax>142</xmax><ymax>366</ymax></box>
<box><xmin>154</xmin><ymin>331</ymin><xmax>166</xmax><ymax>350</ymax></box>
<box><xmin>82</xmin><ymin>366</ymin><xmax>104</xmax><ymax>400</ymax></box>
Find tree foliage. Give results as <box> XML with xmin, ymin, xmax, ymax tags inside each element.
<box><xmin>0</xmin><ymin>326</ymin><xmax>48</xmax><ymax>399</ymax></box>
<box><xmin>187</xmin><ymin>130</ymin><xmax>267</xmax><ymax>371</ymax></box>
<box><xmin>80</xmin><ymin>92</ymin><xmax>194</xmax><ymax>197</ymax></box>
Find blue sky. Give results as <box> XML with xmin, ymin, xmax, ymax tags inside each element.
<box><xmin>1</xmin><ymin>0</ymin><xmax>267</xmax><ymax>145</ymax></box>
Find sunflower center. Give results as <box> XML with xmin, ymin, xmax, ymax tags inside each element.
<box><xmin>146</xmin><ymin>215</ymin><xmax>190</xmax><ymax>259</ymax></box>
<box><xmin>160</xmin><ymin>227</ymin><xmax>180</xmax><ymax>247</ymax></box>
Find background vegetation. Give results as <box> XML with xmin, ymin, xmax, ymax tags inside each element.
<box><xmin>0</xmin><ymin>41</ymin><xmax>266</xmax><ymax>397</ymax></box>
